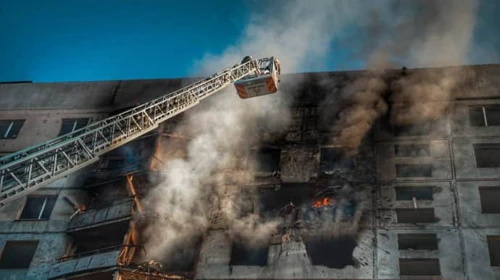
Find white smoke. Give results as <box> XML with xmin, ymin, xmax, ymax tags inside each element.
<box><xmin>142</xmin><ymin>0</ymin><xmax>370</xmax><ymax>264</ymax></box>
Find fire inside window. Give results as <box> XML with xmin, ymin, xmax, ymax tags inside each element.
<box><xmin>469</xmin><ymin>105</ymin><xmax>500</xmax><ymax>127</ymax></box>
<box><xmin>58</xmin><ymin>118</ymin><xmax>90</xmax><ymax>136</ymax></box>
<box><xmin>0</xmin><ymin>120</ymin><xmax>25</xmax><ymax>139</ymax></box>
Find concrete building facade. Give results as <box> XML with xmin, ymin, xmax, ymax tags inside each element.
<box><xmin>0</xmin><ymin>64</ymin><xmax>499</xmax><ymax>279</ymax></box>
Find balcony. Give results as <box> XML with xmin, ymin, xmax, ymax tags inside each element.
<box><xmin>68</xmin><ymin>198</ymin><xmax>137</xmax><ymax>232</ymax></box>
<box><xmin>49</xmin><ymin>245</ymin><xmax>140</xmax><ymax>279</ymax></box>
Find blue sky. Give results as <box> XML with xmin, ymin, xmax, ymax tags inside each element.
<box><xmin>0</xmin><ymin>0</ymin><xmax>499</xmax><ymax>83</ymax></box>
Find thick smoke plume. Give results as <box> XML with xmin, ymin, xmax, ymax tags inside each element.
<box><xmin>142</xmin><ymin>0</ymin><xmax>370</xmax><ymax>264</ymax></box>
<box><xmin>323</xmin><ymin>0</ymin><xmax>480</xmax><ymax>149</ymax></box>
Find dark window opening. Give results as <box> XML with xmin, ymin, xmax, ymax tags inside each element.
<box><xmin>394</xmin><ymin>122</ymin><xmax>433</xmax><ymax>137</ymax></box>
<box><xmin>396</xmin><ymin>208</ymin><xmax>436</xmax><ymax>223</ymax></box>
<box><xmin>58</xmin><ymin>118</ymin><xmax>89</xmax><ymax>136</ymax></box>
<box><xmin>230</xmin><ymin>240</ymin><xmax>269</xmax><ymax>266</ymax></box>
<box><xmin>71</xmin><ymin>221</ymin><xmax>129</xmax><ymax>254</ymax></box>
<box><xmin>258</xmin><ymin>185</ymin><xmax>311</xmax><ymax>219</ymax></box>
<box><xmin>255</xmin><ymin>148</ymin><xmax>281</xmax><ymax>173</ymax></box>
<box><xmin>488</xmin><ymin>235</ymin><xmax>500</xmax><ymax>266</ymax></box>
<box><xmin>474</xmin><ymin>143</ymin><xmax>500</xmax><ymax>168</ymax></box>
<box><xmin>398</xmin><ymin>234</ymin><xmax>438</xmax><ymax>250</ymax></box>
<box><xmin>395</xmin><ymin>186</ymin><xmax>434</xmax><ymax>201</ymax></box>
<box><xmin>19</xmin><ymin>195</ymin><xmax>57</xmax><ymax>220</ymax></box>
<box><xmin>0</xmin><ymin>120</ymin><xmax>25</xmax><ymax>139</ymax></box>
<box><xmin>305</xmin><ymin>237</ymin><xmax>356</xmax><ymax>268</ymax></box>
<box><xmin>0</xmin><ymin>241</ymin><xmax>39</xmax><ymax>269</ymax></box>
<box><xmin>320</xmin><ymin>148</ymin><xmax>355</xmax><ymax>172</ymax></box>
<box><xmin>399</xmin><ymin>258</ymin><xmax>440</xmax><ymax>276</ymax></box>
<box><xmin>480</xmin><ymin>187</ymin><xmax>500</xmax><ymax>213</ymax></box>
<box><xmin>396</xmin><ymin>164</ymin><xmax>433</xmax><ymax>178</ymax></box>
<box><xmin>469</xmin><ymin>105</ymin><xmax>500</xmax><ymax>127</ymax></box>
<box><xmin>161</xmin><ymin>237</ymin><xmax>202</xmax><ymax>271</ymax></box>
<box><xmin>394</xmin><ymin>144</ymin><xmax>431</xmax><ymax>157</ymax></box>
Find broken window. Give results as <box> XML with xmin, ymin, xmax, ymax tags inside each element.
<box><xmin>320</xmin><ymin>148</ymin><xmax>354</xmax><ymax>172</ymax></box>
<box><xmin>19</xmin><ymin>195</ymin><xmax>57</xmax><ymax>220</ymax></box>
<box><xmin>469</xmin><ymin>105</ymin><xmax>500</xmax><ymax>127</ymax></box>
<box><xmin>399</xmin><ymin>258</ymin><xmax>440</xmax><ymax>276</ymax></box>
<box><xmin>396</xmin><ymin>208</ymin><xmax>435</xmax><ymax>223</ymax></box>
<box><xmin>255</xmin><ymin>148</ymin><xmax>281</xmax><ymax>173</ymax></box>
<box><xmin>480</xmin><ymin>187</ymin><xmax>500</xmax><ymax>213</ymax></box>
<box><xmin>487</xmin><ymin>235</ymin><xmax>500</xmax><ymax>266</ymax></box>
<box><xmin>230</xmin><ymin>240</ymin><xmax>269</xmax><ymax>266</ymax></box>
<box><xmin>394</xmin><ymin>144</ymin><xmax>431</xmax><ymax>157</ymax></box>
<box><xmin>0</xmin><ymin>241</ymin><xmax>39</xmax><ymax>269</ymax></box>
<box><xmin>58</xmin><ymin>118</ymin><xmax>89</xmax><ymax>136</ymax></box>
<box><xmin>398</xmin><ymin>234</ymin><xmax>438</xmax><ymax>250</ymax></box>
<box><xmin>258</xmin><ymin>185</ymin><xmax>310</xmax><ymax>218</ymax></box>
<box><xmin>0</xmin><ymin>120</ymin><xmax>24</xmax><ymax>139</ymax></box>
<box><xmin>395</xmin><ymin>186</ymin><xmax>434</xmax><ymax>201</ymax></box>
<box><xmin>474</xmin><ymin>143</ymin><xmax>500</xmax><ymax>168</ymax></box>
<box><xmin>396</xmin><ymin>164</ymin><xmax>433</xmax><ymax>178</ymax></box>
<box><xmin>305</xmin><ymin>237</ymin><xmax>356</xmax><ymax>268</ymax></box>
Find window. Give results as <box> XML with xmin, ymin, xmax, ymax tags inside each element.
<box><xmin>394</xmin><ymin>144</ymin><xmax>430</xmax><ymax>157</ymax></box>
<box><xmin>487</xmin><ymin>236</ymin><xmax>500</xmax><ymax>266</ymax></box>
<box><xmin>19</xmin><ymin>196</ymin><xmax>57</xmax><ymax>220</ymax></box>
<box><xmin>396</xmin><ymin>164</ymin><xmax>433</xmax><ymax>178</ymax></box>
<box><xmin>320</xmin><ymin>148</ymin><xmax>354</xmax><ymax>172</ymax></box>
<box><xmin>230</xmin><ymin>241</ymin><xmax>269</xmax><ymax>266</ymax></box>
<box><xmin>0</xmin><ymin>120</ymin><xmax>24</xmax><ymax>139</ymax></box>
<box><xmin>255</xmin><ymin>148</ymin><xmax>281</xmax><ymax>173</ymax></box>
<box><xmin>398</xmin><ymin>234</ymin><xmax>438</xmax><ymax>250</ymax></box>
<box><xmin>469</xmin><ymin>105</ymin><xmax>500</xmax><ymax>127</ymax></box>
<box><xmin>480</xmin><ymin>187</ymin><xmax>500</xmax><ymax>213</ymax></box>
<box><xmin>395</xmin><ymin>186</ymin><xmax>434</xmax><ymax>201</ymax></box>
<box><xmin>394</xmin><ymin>122</ymin><xmax>432</xmax><ymax>136</ymax></box>
<box><xmin>58</xmin><ymin>118</ymin><xmax>89</xmax><ymax>136</ymax></box>
<box><xmin>399</xmin><ymin>258</ymin><xmax>440</xmax><ymax>276</ymax></box>
<box><xmin>0</xmin><ymin>241</ymin><xmax>39</xmax><ymax>269</ymax></box>
<box><xmin>396</xmin><ymin>208</ymin><xmax>435</xmax><ymax>223</ymax></box>
<box><xmin>474</xmin><ymin>143</ymin><xmax>500</xmax><ymax>168</ymax></box>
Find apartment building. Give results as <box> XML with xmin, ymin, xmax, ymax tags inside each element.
<box><xmin>0</xmin><ymin>64</ymin><xmax>499</xmax><ymax>280</ymax></box>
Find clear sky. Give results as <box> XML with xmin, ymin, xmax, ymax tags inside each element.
<box><xmin>0</xmin><ymin>0</ymin><xmax>499</xmax><ymax>83</ymax></box>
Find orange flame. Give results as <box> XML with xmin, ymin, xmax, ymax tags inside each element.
<box><xmin>312</xmin><ymin>197</ymin><xmax>333</xmax><ymax>208</ymax></box>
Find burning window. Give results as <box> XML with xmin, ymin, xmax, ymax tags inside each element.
<box><xmin>255</xmin><ymin>148</ymin><xmax>281</xmax><ymax>173</ymax></box>
<box><xmin>320</xmin><ymin>148</ymin><xmax>354</xmax><ymax>172</ymax></box>
<box><xmin>396</xmin><ymin>164</ymin><xmax>433</xmax><ymax>178</ymax></box>
<box><xmin>394</xmin><ymin>144</ymin><xmax>430</xmax><ymax>157</ymax></box>
<box><xmin>230</xmin><ymin>241</ymin><xmax>269</xmax><ymax>266</ymax></box>
<box><xmin>398</xmin><ymin>234</ymin><xmax>438</xmax><ymax>250</ymax></box>
<box><xmin>474</xmin><ymin>143</ymin><xmax>500</xmax><ymax>168</ymax></box>
<box><xmin>469</xmin><ymin>105</ymin><xmax>500</xmax><ymax>127</ymax></box>
<box><xmin>305</xmin><ymin>237</ymin><xmax>356</xmax><ymax>268</ymax></box>
<box><xmin>0</xmin><ymin>241</ymin><xmax>39</xmax><ymax>269</ymax></box>
<box><xmin>58</xmin><ymin>118</ymin><xmax>89</xmax><ymax>136</ymax></box>
<box><xmin>395</xmin><ymin>186</ymin><xmax>434</xmax><ymax>201</ymax></box>
<box><xmin>396</xmin><ymin>208</ymin><xmax>436</xmax><ymax>223</ymax></box>
<box><xmin>487</xmin><ymin>235</ymin><xmax>500</xmax><ymax>266</ymax></box>
<box><xmin>399</xmin><ymin>258</ymin><xmax>440</xmax><ymax>276</ymax></box>
<box><xmin>480</xmin><ymin>187</ymin><xmax>500</xmax><ymax>213</ymax></box>
<box><xmin>19</xmin><ymin>195</ymin><xmax>57</xmax><ymax>220</ymax></box>
<box><xmin>0</xmin><ymin>120</ymin><xmax>24</xmax><ymax>139</ymax></box>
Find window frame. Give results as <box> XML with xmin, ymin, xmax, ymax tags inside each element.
<box><xmin>58</xmin><ymin>118</ymin><xmax>90</xmax><ymax>137</ymax></box>
<box><xmin>18</xmin><ymin>195</ymin><xmax>57</xmax><ymax>221</ymax></box>
<box><xmin>0</xmin><ymin>120</ymin><xmax>25</xmax><ymax>139</ymax></box>
<box><xmin>468</xmin><ymin>104</ymin><xmax>500</xmax><ymax>127</ymax></box>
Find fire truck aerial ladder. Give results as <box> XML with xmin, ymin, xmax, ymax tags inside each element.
<box><xmin>0</xmin><ymin>56</ymin><xmax>282</xmax><ymax>207</ymax></box>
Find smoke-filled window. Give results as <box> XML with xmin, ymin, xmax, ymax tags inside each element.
<box><xmin>479</xmin><ymin>187</ymin><xmax>500</xmax><ymax>213</ymax></box>
<box><xmin>398</xmin><ymin>233</ymin><xmax>438</xmax><ymax>250</ymax></box>
<box><xmin>255</xmin><ymin>148</ymin><xmax>281</xmax><ymax>173</ymax></box>
<box><xmin>394</xmin><ymin>144</ymin><xmax>431</xmax><ymax>157</ymax></box>
<box><xmin>474</xmin><ymin>143</ymin><xmax>500</xmax><ymax>168</ymax></box>
<box><xmin>399</xmin><ymin>258</ymin><xmax>440</xmax><ymax>276</ymax></box>
<box><xmin>396</xmin><ymin>164</ymin><xmax>433</xmax><ymax>178</ymax></box>
<box><xmin>320</xmin><ymin>148</ymin><xmax>354</xmax><ymax>172</ymax></box>
<box><xmin>469</xmin><ymin>105</ymin><xmax>500</xmax><ymax>127</ymax></box>
<box><xmin>230</xmin><ymin>240</ymin><xmax>268</xmax><ymax>266</ymax></box>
